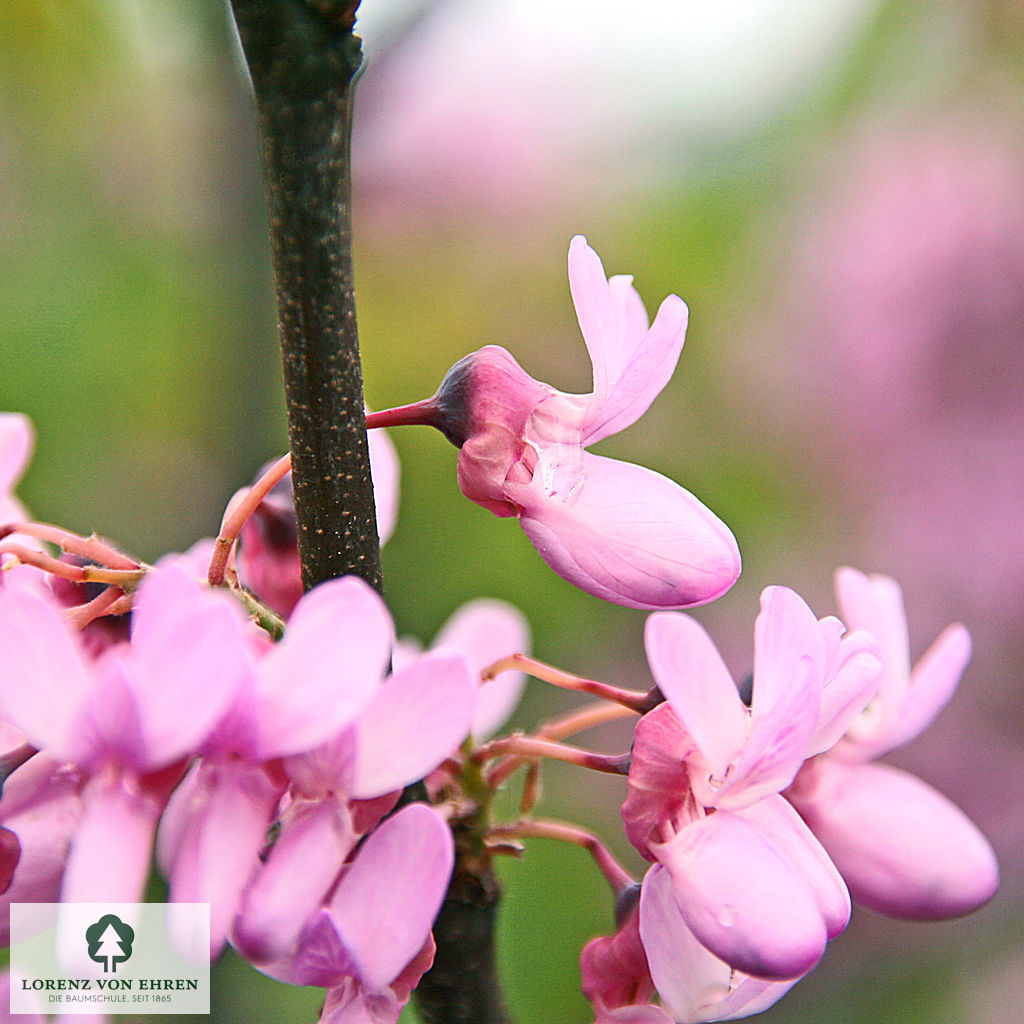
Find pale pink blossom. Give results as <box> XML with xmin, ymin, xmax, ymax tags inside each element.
<box><xmin>231</xmin><ymin>642</ymin><xmax>475</xmax><ymax>968</ymax></box>
<box><xmin>240</xmin><ymin>804</ymin><xmax>452</xmax><ymax>1024</ymax></box>
<box><xmin>226</xmin><ymin>601</ymin><xmax>476</xmax><ymax>970</ymax></box>
<box><xmin>580</xmin><ymin>870</ymin><xmax>798</xmax><ymax>1024</ymax></box>
<box><xmin>622</xmin><ymin>587</ymin><xmax>877</xmax><ymax>979</ymax></box>
<box><xmin>637</xmin><ymin>866</ymin><xmax>799</xmax><ymax>1022</ymax></box>
<box><xmin>0</xmin><ymin>566</ymin><xmax>249</xmax><ymax>902</ymax></box>
<box><xmin>367</xmin><ymin>237</ymin><xmax>740</xmax><ymax>610</ymax></box>
<box><xmin>157</xmin><ymin>574</ymin><xmax>472</xmax><ymax>958</ymax></box>
<box><xmin>787</xmin><ymin>568</ymin><xmax>999</xmax><ymax>920</ymax></box>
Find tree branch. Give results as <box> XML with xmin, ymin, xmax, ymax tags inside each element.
<box><xmin>229</xmin><ymin>0</ymin><xmax>381</xmax><ymax>594</ymax></box>
<box><xmin>227</xmin><ymin>4</ymin><xmax>513</xmax><ymax>1021</ymax></box>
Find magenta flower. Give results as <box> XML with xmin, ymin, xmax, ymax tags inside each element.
<box><xmin>622</xmin><ymin>586</ymin><xmax>879</xmax><ymax>979</ymax></box>
<box><xmin>787</xmin><ymin>568</ymin><xmax>999</xmax><ymax>920</ymax></box>
<box><xmin>0</xmin><ymin>565</ymin><xmax>249</xmax><ymax>903</ymax></box>
<box><xmin>157</xmin><ymin>574</ymin><xmax>474</xmax><ymax>959</ymax></box>
<box><xmin>367</xmin><ymin>236</ymin><xmax>740</xmax><ymax>610</ymax></box>
<box><xmin>240</xmin><ymin>803</ymin><xmax>453</xmax><ymax>1024</ymax></box>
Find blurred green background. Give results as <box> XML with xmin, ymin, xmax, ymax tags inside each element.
<box><xmin>1</xmin><ymin>1</ymin><xmax>1021</xmax><ymax>1022</ymax></box>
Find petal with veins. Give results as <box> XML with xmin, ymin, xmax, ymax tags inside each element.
<box><xmin>329</xmin><ymin>805</ymin><xmax>453</xmax><ymax>992</ymax></box>
<box><xmin>789</xmin><ymin>759</ymin><xmax>998</xmax><ymax>921</ymax></box>
<box><xmin>514</xmin><ymin>452</ymin><xmax>740</xmax><ymax>611</ymax></box>
<box><xmin>644</xmin><ymin>612</ymin><xmax>746</xmax><ymax>781</ymax></box>
<box><xmin>352</xmin><ymin>653</ymin><xmax>476</xmax><ymax>799</ymax></box>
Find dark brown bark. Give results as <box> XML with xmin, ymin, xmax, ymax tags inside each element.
<box><xmin>227</xmin><ymin>4</ymin><xmax>513</xmax><ymax>1021</ymax></box>
<box><xmin>229</xmin><ymin>0</ymin><xmax>381</xmax><ymax>594</ymax></box>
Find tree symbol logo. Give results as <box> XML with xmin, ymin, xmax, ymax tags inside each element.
<box><xmin>85</xmin><ymin>914</ymin><xmax>135</xmax><ymax>973</ymax></box>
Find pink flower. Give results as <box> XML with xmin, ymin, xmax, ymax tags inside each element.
<box><xmin>231</xmin><ymin>643</ymin><xmax>475</xmax><ymax>968</ymax></box>
<box><xmin>787</xmin><ymin>568</ymin><xmax>999</xmax><ymax>920</ymax></box>
<box><xmin>368</xmin><ymin>237</ymin><xmax>740</xmax><ymax>610</ymax></box>
<box><xmin>637</xmin><ymin>866</ymin><xmax>799</xmax><ymax>1023</ymax></box>
<box><xmin>580</xmin><ymin>871</ymin><xmax>798</xmax><ymax>1024</ymax></box>
<box><xmin>622</xmin><ymin>587</ymin><xmax>876</xmax><ymax>979</ymax></box>
<box><xmin>242</xmin><ymin>804</ymin><xmax>453</xmax><ymax>1024</ymax></box>
<box><xmin>157</xmin><ymin>574</ymin><xmax>475</xmax><ymax>958</ymax></box>
<box><xmin>0</xmin><ymin>566</ymin><xmax>249</xmax><ymax>903</ymax></box>
<box><xmin>224</xmin><ymin>586</ymin><xmax>476</xmax><ymax>970</ymax></box>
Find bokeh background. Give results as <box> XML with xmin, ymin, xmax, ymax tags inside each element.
<box><xmin>1</xmin><ymin>1</ymin><xmax>1021</xmax><ymax>1022</ymax></box>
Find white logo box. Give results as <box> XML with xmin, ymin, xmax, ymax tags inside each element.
<box><xmin>10</xmin><ymin>903</ymin><xmax>210</xmax><ymax>1015</ymax></box>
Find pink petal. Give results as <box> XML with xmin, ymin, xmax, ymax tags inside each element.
<box><xmin>351</xmin><ymin>653</ymin><xmax>476</xmax><ymax>799</ymax></box>
<box><xmin>580</xmin><ymin>908</ymin><xmax>654</xmax><ymax>1012</ymax></box>
<box><xmin>255</xmin><ymin>576</ymin><xmax>393</xmax><ymax>760</ymax></box>
<box><xmin>453</xmin><ymin>346</ymin><xmax>553</xmax><ymax>516</ymax></box>
<box><xmin>368</xmin><ymin>424</ymin><xmax>400</xmax><ymax>546</ymax></box>
<box><xmin>622</xmin><ymin>703</ymin><xmax>699</xmax><ymax>858</ymax></box>
<box><xmin>583</xmin><ymin>291</ymin><xmax>688</xmax><ymax>445</ymax></box>
<box><xmin>66</xmin><ymin>651</ymin><xmax>146</xmax><ymax>770</ymax></box>
<box><xmin>0</xmin><ymin>758</ymin><xmax>82</xmax><ymax>944</ymax></box>
<box><xmin>568</xmin><ymin>235</ymin><xmax>618</xmax><ymax>405</ymax></box>
<box><xmin>750</xmin><ymin>586</ymin><xmax>824</xmax><ymax>719</ymax></box>
<box><xmin>60</xmin><ymin>772</ymin><xmax>163</xmax><ymax>903</ymax></box>
<box><xmin>567</xmin><ymin>237</ymin><xmax>689</xmax><ymax>446</ymax></box>
<box><xmin>128</xmin><ymin>566</ymin><xmax>251</xmax><ymax>764</ymax></box>
<box><xmin>789</xmin><ymin>759</ymin><xmax>999</xmax><ymax>920</ymax></box>
<box><xmin>884</xmin><ymin>622</ymin><xmax>971</xmax><ymax>753</ymax></box>
<box><xmin>0</xmin><ymin>588</ymin><xmax>92</xmax><ymax>755</ymax></box>
<box><xmin>513</xmin><ymin>451</ymin><xmax>740</xmax><ymax>610</ymax></box>
<box><xmin>834</xmin><ymin>567</ymin><xmax>910</xmax><ymax>719</ymax></box>
<box><xmin>718</xmin><ymin>593</ymin><xmax>823</xmax><ymax>806</ymax></box>
<box><xmin>432</xmin><ymin>598</ymin><xmax>530</xmax><ymax>739</ymax></box>
<box><xmin>159</xmin><ymin>761</ymin><xmax>282</xmax><ymax>957</ymax></box>
<box><xmin>328</xmin><ymin>804</ymin><xmax>453</xmax><ymax>992</ymax></box>
<box><xmin>808</xmin><ymin>627</ymin><xmax>881</xmax><ymax>756</ymax></box>
<box><xmin>736</xmin><ymin>796</ymin><xmax>849</xmax><ymax>937</ymax></box>
<box><xmin>233</xmin><ymin>797</ymin><xmax>356</xmax><ymax>967</ymax></box>
<box><xmin>637</xmin><ymin>866</ymin><xmax>735</xmax><ymax>1022</ymax></box>
<box><xmin>0</xmin><ymin>413</ymin><xmax>33</xmax><ymax>494</ymax></box>
<box><xmin>316</xmin><ymin>939</ymin><xmax>435</xmax><ymax>1023</ymax></box>
<box><xmin>653</xmin><ymin>812</ymin><xmax>826</xmax><ymax>980</ymax></box>
<box><xmin>283</xmin><ymin>727</ymin><xmax>357</xmax><ymax>799</ymax></box>
<box><xmin>644</xmin><ymin>612</ymin><xmax>746</xmax><ymax>781</ymax></box>
<box><xmin>287</xmin><ymin>910</ymin><xmax>355</xmax><ymax>989</ymax></box>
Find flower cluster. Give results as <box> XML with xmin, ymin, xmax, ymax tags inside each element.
<box><xmin>0</xmin><ymin>236</ymin><xmax>1000</xmax><ymax>1024</ymax></box>
<box><xmin>586</xmin><ymin>577</ymin><xmax>998</xmax><ymax>1022</ymax></box>
<box><xmin>0</xmin><ymin>421</ymin><xmax>528</xmax><ymax>1024</ymax></box>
